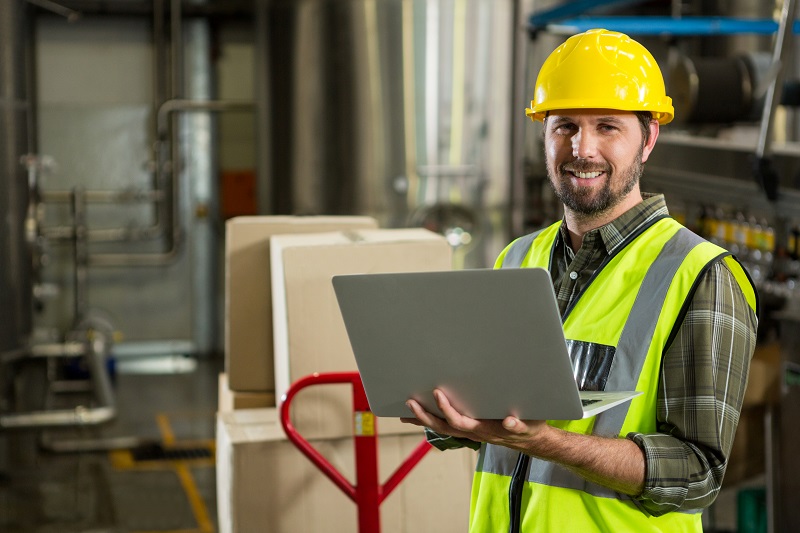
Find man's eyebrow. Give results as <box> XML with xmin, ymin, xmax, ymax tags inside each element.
<box><xmin>550</xmin><ymin>115</ymin><xmax>626</xmax><ymax>125</ymax></box>
<box><xmin>596</xmin><ymin>116</ymin><xmax>625</xmax><ymax>124</ymax></box>
<box><xmin>548</xmin><ymin>116</ymin><xmax>574</xmax><ymax>126</ymax></box>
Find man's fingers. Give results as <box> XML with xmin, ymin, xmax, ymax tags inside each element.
<box><xmin>502</xmin><ymin>416</ymin><xmax>525</xmax><ymax>433</ymax></box>
<box><xmin>405</xmin><ymin>399</ymin><xmax>441</xmax><ymax>427</ymax></box>
<box><xmin>433</xmin><ymin>389</ymin><xmax>458</xmax><ymax>418</ymax></box>
<box><xmin>406</xmin><ymin>398</ymin><xmax>465</xmax><ymax>437</ymax></box>
<box><xmin>433</xmin><ymin>389</ymin><xmax>480</xmax><ymax>433</ymax></box>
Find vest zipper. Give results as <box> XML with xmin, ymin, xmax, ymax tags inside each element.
<box><xmin>507</xmin><ymin>452</ymin><xmax>530</xmax><ymax>533</ymax></box>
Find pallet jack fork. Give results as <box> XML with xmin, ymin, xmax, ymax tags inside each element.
<box><xmin>280</xmin><ymin>371</ymin><xmax>432</xmax><ymax>533</ymax></box>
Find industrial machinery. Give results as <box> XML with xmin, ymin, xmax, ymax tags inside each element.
<box><xmin>2</xmin><ymin>0</ymin><xmax>800</xmax><ymax>530</ymax></box>
<box><xmin>0</xmin><ymin>0</ymin><xmax>118</xmax><ymax>439</ymax></box>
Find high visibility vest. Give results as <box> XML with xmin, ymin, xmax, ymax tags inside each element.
<box><xmin>469</xmin><ymin>216</ymin><xmax>758</xmax><ymax>533</ymax></box>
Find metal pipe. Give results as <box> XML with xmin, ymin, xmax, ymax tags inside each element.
<box><xmin>25</xmin><ymin>0</ymin><xmax>81</xmax><ymax>21</ymax></box>
<box><xmin>87</xmin><ymin>236</ymin><xmax>182</xmax><ymax>266</ymax></box>
<box><xmin>0</xmin><ymin>338</ymin><xmax>116</xmax><ymax>430</ymax></box>
<box><xmin>33</xmin><ymin>2</ymin><xmax>173</xmax><ymax>255</ymax></box>
<box><xmin>42</xmin><ymin>187</ymin><xmax>166</xmax><ymax>204</ymax></box>
<box><xmin>153</xmin><ymin>0</ymin><xmax>166</xmax><ymax>123</ymax></box>
<box><xmin>29</xmin><ymin>340</ymin><xmax>86</xmax><ymax>357</ymax></box>
<box><xmin>42</xmin><ymin>224</ymin><xmax>165</xmax><ymax>242</ymax></box>
<box><xmin>184</xmin><ymin>12</ymin><xmax>217</xmax><ymax>356</ymax></box>
<box><xmin>1</xmin><ymin>0</ymin><xmax>35</xmax><ymax>356</ymax></box>
<box><xmin>170</xmin><ymin>0</ymin><xmax>182</xmax><ymax>101</ymax></box>
<box><xmin>50</xmin><ymin>0</ymin><xmax>253</xmax><ymax>268</ymax></box>
<box><xmin>756</xmin><ymin>0</ymin><xmax>798</xmax><ymax>159</ymax></box>
<box><xmin>70</xmin><ymin>187</ymin><xmax>88</xmax><ymax>324</ymax></box>
<box><xmin>40</xmin><ymin>189</ymin><xmax>167</xmax><ymax>243</ymax></box>
<box><xmin>28</xmin><ymin>2</ymin><xmax>250</xmax><ymax>270</ymax></box>
<box><xmin>509</xmin><ymin>0</ymin><xmax>528</xmax><ymax>238</ymax></box>
<box><xmin>27</xmin><ymin>0</ymin><xmax>177</xmax><ymax>268</ymax></box>
<box><xmin>27</xmin><ymin>0</ymin><xmax>254</xmax><ymax>18</ymax></box>
<box><xmin>0</xmin><ymin>403</ymin><xmax>114</xmax><ymax>429</ymax></box>
<box><xmin>254</xmin><ymin>0</ymin><xmax>272</xmax><ymax>214</ymax></box>
<box><xmin>86</xmin><ymin>98</ymin><xmax>254</xmax><ymax>267</ymax></box>
<box><xmin>401</xmin><ymin>0</ymin><xmax>420</xmax><ymax>211</ymax></box>
<box><xmin>156</xmin><ymin>98</ymin><xmax>255</xmax><ymax>139</ymax></box>
<box><xmin>40</xmin><ymin>187</ymin><xmax>168</xmax><ymax>243</ymax></box>
<box><xmin>148</xmin><ymin>0</ymin><xmax>169</xmax><ymax>248</ymax></box>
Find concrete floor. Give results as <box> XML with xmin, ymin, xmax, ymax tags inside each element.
<box><xmin>0</xmin><ymin>354</ymin><xmax>222</xmax><ymax>533</ymax></box>
<box><xmin>0</xmin><ymin>352</ymin><xmax>764</xmax><ymax>533</ymax></box>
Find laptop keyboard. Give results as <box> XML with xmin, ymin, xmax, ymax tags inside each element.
<box><xmin>581</xmin><ymin>399</ymin><xmax>601</xmax><ymax>406</ymax></box>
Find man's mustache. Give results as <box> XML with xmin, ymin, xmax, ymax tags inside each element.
<box><xmin>560</xmin><ymin>161</ymin><xmax>610</xmax><ymax>174</ymax></box>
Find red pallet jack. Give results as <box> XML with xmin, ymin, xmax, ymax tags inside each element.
<box><xmin>280</xmin><ymin>372</ymin><xmax>432</xmax><ymax>533</ymax></box>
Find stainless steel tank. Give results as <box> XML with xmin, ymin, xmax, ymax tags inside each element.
<box><xmin>253</xmin><ymin>0</ymin><xmax>514</xmax><ymax>265</ymax></box>
<box><xmin>0</xmin><ymin>0</ymin><xmax>34</xmax><ymax>356</ymax></box>
<box><xmin>254</xmin><ymin>0</ymin><xmax>419</xmax><ymax>224</ymax></box>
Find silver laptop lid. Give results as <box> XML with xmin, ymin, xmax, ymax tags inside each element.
<box><xmin>332</xmin><ymin>268</ymin><xmax>588</xmax><ymax>420</ymax></box>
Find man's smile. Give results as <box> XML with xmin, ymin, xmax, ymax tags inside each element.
<box><xmin>570</xmin><ymin>170</ymin><xmax>604</xmax><ymax>179</ymax></box>
<box><xmin>561</xmin><ymin>164</ymin><xmax>609</xmax><ymax>185</ymax></box>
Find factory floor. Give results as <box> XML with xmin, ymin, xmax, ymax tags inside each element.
<box><xmin>0</xmin><ymin>351</ymin><xmax>762</xmax><ymax>533</ymax></box>
<box><xmin>0</xmin><ymin>353</ymin><xmax>223</xmax><ymax>533</ymax></box>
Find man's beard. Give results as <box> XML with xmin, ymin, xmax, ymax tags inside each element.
<box><xmin>546</xmin><ymin>149</ymin><xmax>644</xmax><ymax>218</ymax></box>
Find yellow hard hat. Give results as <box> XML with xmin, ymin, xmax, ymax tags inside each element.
<box><xmin>526</xmin><ymin>28</ymin><xmax>674</xmax><ymax>125</ymax></box>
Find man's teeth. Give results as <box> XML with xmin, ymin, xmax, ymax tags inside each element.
<box><xmin>574</xmin><ymin>171</ymin><xmax>602</xmax><ymax>179</ymax></box>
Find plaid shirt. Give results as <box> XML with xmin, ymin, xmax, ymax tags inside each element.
<box><xmin>427</xmin><ymin>194</ymin><xmax>758</xmax><ymax>516</ymax></box>
<box><xmin>553</xmin><ymin>193</ymin><xmax>758</xmax><ymax>515</ymax></box>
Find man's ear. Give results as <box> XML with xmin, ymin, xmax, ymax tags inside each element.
<box><xmin>641</xmin><ymin>120</ymin><xmax>659</xmax><ymax>163</ymax></box>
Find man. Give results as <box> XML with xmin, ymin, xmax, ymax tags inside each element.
<box><xmin>401</xmin><ymin>29</ymin><xmax>758</xmax><ymax>532</ymax></box>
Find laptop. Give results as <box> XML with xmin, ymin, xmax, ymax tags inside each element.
<box><xmin>332</xmin><ymin>267</ymin><xmax>641</xmax><ymax>420</ymax></box>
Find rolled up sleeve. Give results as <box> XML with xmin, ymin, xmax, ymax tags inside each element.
<box><xmin>627</xmin><ymin>261</ymin><xmax>758</xmax><ymax>516</ymax></box>
<box><xmin>424</xmin><ymin>427</ymin><xmax>482</xmax><ymax>451</ymax></box>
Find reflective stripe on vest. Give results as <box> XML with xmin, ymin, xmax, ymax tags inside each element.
<box><xmin>471</xmin><ymin>218</ymin><xmax>756</xmax><ymax>532</ymax></box>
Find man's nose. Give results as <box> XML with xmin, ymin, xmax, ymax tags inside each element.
<box><xmin>571</xmin><ymin>130</ymin><xmax>598</xmax><ymax>159</ymax></box>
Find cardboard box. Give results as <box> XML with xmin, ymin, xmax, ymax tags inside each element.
<box><xmin>742</xmin><ymin>342</ymin><xmax>781</xmax><ymax>407</ymax></box>
<box><xmin>216</xmin><ymin>408</ymin><xmax>476</xmax><ymax>533</ymax></box>
<box><xmin>725</xmin><ymin>342</ymin><xmax>781</xmax><ymax>486</ymax></box>
<box><xmin>271</xmin><ymin>228</ymin><xmax>452</xmax><ymax>439</ymax></box>
<box><xmin>726</xmin><ymin>404</ymin><xmax>767</xmax><ymax>486</ymax></box>
<box><xmin>225</xmin><ymin>216</ymin><xmax>378</xmax><ymax>392</ymax></box>
<box><xmin>218</xmin><ymin>373</ymin><xmax>275</xmax><ymax>411</ymax></box>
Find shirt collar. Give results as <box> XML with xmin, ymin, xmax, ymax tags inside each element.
<box><xmin>557</xmin><ymin>193</ymin><xmax>670</xmax><ymax>255</ymax></box>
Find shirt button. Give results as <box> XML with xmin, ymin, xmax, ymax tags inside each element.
<box><xmin>569</xmin><ymin>271</ymin><xmax>578</xmax><ymax>280</ymax></box>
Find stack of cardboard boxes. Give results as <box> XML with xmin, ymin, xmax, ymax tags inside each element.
<box><xmin>217</xmin><ymin>216</ymin><xmax>478</xmax><ymax>532</ymax></box>
<box><xmin>220</xmin><ymin>216</ymin><xmax>380</xmax><ymax>405</ymax></box>
<box><xmin>725</xmin><ymin>341</ymin><xmax>782</xmax><ymax>486</ymax></box>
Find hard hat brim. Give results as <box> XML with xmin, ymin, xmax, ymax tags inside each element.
<box><xmin>526</xmin><ymin>100</ymin><xmax>674</xmax><ymax>125</ymax></box>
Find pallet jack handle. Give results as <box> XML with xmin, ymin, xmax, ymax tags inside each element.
<box><xmin>279</xmin><ymin>371</ymin><xmax>432</xmax><ymax>533</ymax></box>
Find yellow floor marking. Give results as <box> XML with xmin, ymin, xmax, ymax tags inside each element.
<box><xmin>175</xmin><ymin>462</ymin><xmax>215</xmax><ymax>533</ymax></box>
<box><xmin>156</xmin><ymin>413</ymin><xmax>176</xmax><ymax>446</ymax></box>
<box><xmin>156</xmin><ymin>413</ymin><xmax>214</xmax><ymax>532</ymax></box>
<box><xmin>106</xmin><ymin>412</ymin><xmax>216</xmax><ymax>532</ymax></box>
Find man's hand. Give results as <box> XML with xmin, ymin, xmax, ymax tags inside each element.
<box><xmin>400</xmin><ymin>388</ymin><xmax>549</xmax><ymax>455</ymax></box>
<box><xmin>400</xmin><ymin>388</ymin><xmax>646</xmax><ymax>496</ymax></box>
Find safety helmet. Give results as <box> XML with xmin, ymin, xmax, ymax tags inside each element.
<box><xmin>526</xmin><ymin>28</ymin><xmax>674</xmax><ymax>125</ymax></box>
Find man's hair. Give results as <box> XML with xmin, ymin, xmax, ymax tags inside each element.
<box><xmin>634</xmin><ymin>111</ymin><xmax>655</xmax><ymax>145</ymax></box>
